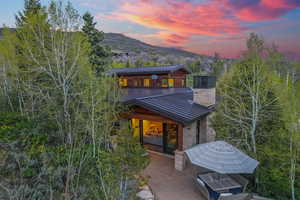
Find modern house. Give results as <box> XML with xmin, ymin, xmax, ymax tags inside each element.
<box><xmin>108</xmin><ymin>65</ymin><xmax>216</xmax><ymax>170</ymax></box>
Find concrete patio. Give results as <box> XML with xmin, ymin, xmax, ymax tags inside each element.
<box><xmin>142</xmin><ymin>152</ymin><xmax>206</xmax><ymax>200</ymax></box>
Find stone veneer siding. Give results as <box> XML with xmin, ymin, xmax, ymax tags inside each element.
<box><xmin>182</xmin><ymin>114</ymin><xmax>216</xmax><ymax>150</ymax></box>
<box><xmin>182</xmin><ymin>121</ymin><xmax>197</xmax><ymax>150</ymax></box>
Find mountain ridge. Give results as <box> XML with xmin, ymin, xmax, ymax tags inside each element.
<box><xmin>102</xmin><ymin>32</ymin><xmax>204</xmax><ymax>58</ymax></box>
<box><xmin>0</xmin><ymin>28</ymin><xmax>207</xmax><ymax>59</ymax></box>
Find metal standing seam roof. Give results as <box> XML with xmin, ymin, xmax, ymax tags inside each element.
<box><xmin>125</xmin><ymin>89</ymin><xmax>212</xmax><ymax>125</ymax></box>
<box><xmin>107</xmin><ymin>65</ymin><xmax>191</xmax><ymax>76</ymax></box>
<box><xmin>121</xmin><ymin>88</ymin><xmax>192</xmax><ymax>102</ymax></box>
<box><xmin>185</xmin><ymin>141</ymin><xmax>259</xmax><ymax>174</ymax></box>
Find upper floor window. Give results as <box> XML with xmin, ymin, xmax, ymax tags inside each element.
<box><xmin>119</xmin><ymin>78</ymin><xmax>127</xmax><ymax>87</ymax></box>
<box><xmin>144</xmin><ymin>79</ymin><xmax>150</xmax><ymax>87</ymax></box>
<box><xmin>162</xmin><ymin>79</ymin><xmax>168</xmax><ymax>88</ymax></box>
<box><xmin>168</xmin><ymin>79</ymin><xmax>174</xmax><ymax>88</ymax></box>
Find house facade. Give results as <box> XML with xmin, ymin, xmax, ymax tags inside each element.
<box><xmin>108</xmin><ymin>65</ymin><xmax>216</xmax><ymax>170</ymax></box>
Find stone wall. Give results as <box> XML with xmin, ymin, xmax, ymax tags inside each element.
<box><xmin>183</xmin><ymin>121</ymin><xmax>197</xmax><ymax>150</ymax></box>
<box><xmin>182</xmin><ymin>114</ymin><xmax>216</xmax><ymax>150</ymax></box>
<box><xmin>193</xmin><ymin>88</ymin><xmax>216</xmax><ymax>107</ymax></box>
<box><xmin>174</xmin><ymin>150</ymin><xmax>186</xmax><ymax>171</ymax></box>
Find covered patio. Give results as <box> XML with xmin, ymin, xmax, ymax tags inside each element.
<box><xmin>142</xmin><ymin>152</ymin><xmax>207</xmax><ymax>200</ymax></box>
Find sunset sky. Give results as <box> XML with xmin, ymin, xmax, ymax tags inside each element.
<box><xmin>1</xmin><ymin>0</ymin><xmax>300</xmax><ymax>59</ymax></box>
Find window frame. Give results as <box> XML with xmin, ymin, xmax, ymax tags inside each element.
<box><xmin>161</xmin><ymin>79</ymin><xmax>168</xmax><ymax>88</ymax></box>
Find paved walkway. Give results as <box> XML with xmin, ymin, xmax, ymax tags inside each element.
<box><xmin>142</xmin><ymin>152</ymin><xmax>206</xmax><ymax>200</ymax></box>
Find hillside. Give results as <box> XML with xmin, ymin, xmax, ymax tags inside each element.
<box><xmin>103</xmin><ymin>33</ymin><xmax>202</xmax><ymax>58</ymax></box>
<box><xmin>0</xmin><ymin>28</ymin><xmax>203</xmax><ymax>58</ymax></box>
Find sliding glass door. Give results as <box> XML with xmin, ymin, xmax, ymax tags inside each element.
<box><xmin>131</xmin><ymin>119</ymin><xmax>178</xmax><ymax>154</ymax></box>
<box><xmin>163</xmin><ymin>123</ymin><xmax>178</xmax><ymax>154</ymax></box>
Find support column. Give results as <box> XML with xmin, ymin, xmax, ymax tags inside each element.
<box><xmin>174</xmin><ymin>150</ymin><xmax>186</xmax><ymax>171</ymax></box>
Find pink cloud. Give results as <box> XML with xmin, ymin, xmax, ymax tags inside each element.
<box><xmin>82</xmin><ymin>0</ymin><xmax>299</xmax><ymax>44</ymax></box>
<box><xmin>156</xmin><ymin>32</ymin><xmax>191</xmax><ymax>45</ymax></box>
<box><xmin>234</xmin><ymin>0</ymin><xmax>300</xmax><ymax>21</ymax></box>
<box><xmin>106</xmin><ymin>0</ymin><xmax>299</xmax><ymax>46</ymax></box>
<box><xmin>111</xmin><ymin>0</ymin><xmax>244</xmax><ymax>41</ymax></box>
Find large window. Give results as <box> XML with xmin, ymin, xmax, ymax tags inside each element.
<box><xmin>143</xmin><ymin>120</ymin><xmax>163</xmax><ymax>147</ymax></box>
<box><xmin>168</xmin><ymin>79</ymin><xmax>174</xmax><ymax>88</ymax></box>
<box><xmin>119</xmin><ymin>78</ymin><xmax>127</xmax><ymax>87</ymax></box>
<box><xmin>131</xmin><ymin>119</ymin><xmax>140</xmax><ymax>138</ymax></box>
<box><xmin>162</xmin><ymin>79</ymin><xmax>168</xmax><ymax>88</ymax></box>
<box><xmin>144</xmin><ymin>79</ymin><xmax>150</xmax><ymax>87</ymax></box>
<box><xmin>130</xmin><ymin>119</ymin><xmax>178</xmax><ymax>154</ymax></box>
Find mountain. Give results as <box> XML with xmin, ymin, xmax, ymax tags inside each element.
<box><xmin>103</xmin><ymin>33</ymin><xmax>202</xmax><ymax>58</ymax></box>
<box><xmin>0</xmin><ymin>28</ymin><xmax>203</xmax><ymax>58</ymax></box>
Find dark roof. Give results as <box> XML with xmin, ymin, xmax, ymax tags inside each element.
<box><xmin>107</xmin><ymin>65</ymin><xmax>191</xmax><ymax>76</ymax></box>
<box><xmin>124</xmin><ymin>88</ymin><xmax>212</xmax><ymax>125</ymax></box>
<box><xmin>121</xmin><ymin>88</ymin><xmax>192</xmax><ymax>102</ymax></box>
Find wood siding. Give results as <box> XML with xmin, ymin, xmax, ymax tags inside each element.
<box><xmin>118</xmin><ymin>70</ymin><xmax>187</xmax><ymax>88</ymax></box>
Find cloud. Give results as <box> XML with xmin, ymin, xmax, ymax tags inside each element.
<box><xmin>156</xmin><ymin>32</ymin><xmax>191</xmax><ymax>45</ymax></box>
<box><xmin>105</xmin><ymin>0</ymin><xmax>299</xmax><ymax>46</ymax></box>
<box><xmin>82</xmin><ymin>0</ymin><xmax>299</xmax><ymax>58</ymax></box>
<box><xmin>232</xmin><ymin>0</ymin><xmax>300</xmax><ymax>21</ymax></box>
<box><xmin>112</xmin><ymin>0</ymin><xmax>244</xmax><ymax>40</ymax></box>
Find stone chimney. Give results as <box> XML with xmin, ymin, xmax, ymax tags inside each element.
<box><xmin>193</xmin><ymin>76</ymin><xmax>216</xmax><ymax>107</ymax></box>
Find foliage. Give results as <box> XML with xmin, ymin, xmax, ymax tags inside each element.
<box><xmin>82</xmin><ymin>12</ymin><xmax>111</xmax><ymax>75</ymax></box>
<box><xmin>211</xmin><ymin>52</ymin><xmax>226</xmax><ymax>78</ymax></box>
<box><xmin>15</xmin><ymin>0</ymin><xmax>43</xmax><ymax>27</ymax></box>
<box><xmin>0</xmin><ymin>1</ymin><xmax>149</xmax><ymax>199</ymax></box>
<box><xmin>211</xmin><ymin>33</ymin><xmax>299</xmax><ymax>199</ymax></box>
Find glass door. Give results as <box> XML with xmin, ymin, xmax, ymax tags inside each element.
<box><xmin>163</xmin><ymin>123</ymin><xmax>178</xmax><ymax>154</ymax></box>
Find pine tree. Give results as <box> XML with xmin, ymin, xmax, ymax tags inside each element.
<box><xmin>15</xmin><ymin>0</ymin><xmax>42</xmax><ymax>26</ymax></box>
<box><xmin>82</xmin><ymin>12</ymin><xmax>111</xmax><ymax>75</ymax></box>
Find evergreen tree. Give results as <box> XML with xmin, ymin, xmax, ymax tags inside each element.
<box><xmin>0</xmin><ymin>2</ymin><xmax>149</xmax><ymax>199</ymax></box>
<box><xmin>15</xmin><ymin>0</ymin><xmax>43</xmax><ymax>26</ymax></box>
<box><xmin>82</xmin><ymin>12</ymin><xmax>111</xmax><ymax>74</ymax></box>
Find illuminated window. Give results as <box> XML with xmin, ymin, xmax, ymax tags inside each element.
<box><xmin>168</xmin><ymin>79</ymin><xmax>174</xmax><ymax>87</ymax></box>
<box><xmin>181</xmin><ymin>79</ymin><xmax>185</xmax><ymax>87</ymax></box>
<box><xmin>143</xmin><ymin>120</ymin><xmax>163</xmax><ymax>138</ymax></box>
<box><xmin>119</xmin><ymin>78</ymin><xmax>127</xmax><ymax>87</ymax></box>
<box><xmin>131</xmin><ymin>119</ymin><xmax>140</xmax><ymax>138</ymax></box>
<box><xmin>162</xmin><ymin>79</ymin><xmax>168</xmax><ymax>88</ymax></box>
<box><xmin>144</xmin><ymin>79</ymin><xmax>150</xmax><ymax>87</ymax></box>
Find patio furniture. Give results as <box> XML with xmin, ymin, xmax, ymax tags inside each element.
<box><xmin>228</xmin><ymin>174</ymin><xmax>249</xmax><ymax>192</ymax></box>
<box><xmin>185</xmin><ymin>141</ymin><xmax>259</xmax><ymax>174</ymax></box>
<box><xmin>198</xmin><ymin>173</ymin><xmax>242</xmax><ymax>192</ymax></box>
<box><xmin>196</xmin><ymin>177</ymin><xmax>210</xmax><ymax>200</ymax></box>
<box><xmin>196</xmin><ymin>173</ymin><xmax>247</xmax><ymax>200</ymax></box>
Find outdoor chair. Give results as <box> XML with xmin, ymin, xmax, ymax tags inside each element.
<box><xmin>228</xmin><ymin>175</ymin><xmax>249</xmax><ymax>192</ymax></box>
<box><xmin>195</xmin><ymin>177</ymin><xmax>224</xmax><ymax>200</ymax></box>
<box><xmin>196</xmin><ymin>177</ymin><xmax>210</xmax><ymax>200</ymax></box>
